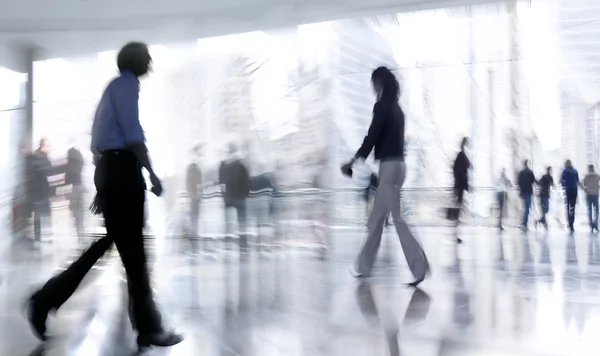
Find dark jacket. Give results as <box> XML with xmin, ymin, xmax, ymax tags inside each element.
<box><xmin>219</xmin><ymin>159</ymin><xmax>250</xmax><ymax>201</ymax></box>
<box><xmin>355</xmin><ymin>99</ymin><xmax>405</xmax><ymax>161</ymax></box>
<box><xmin>31</xmin><ymin>149</ymin><xmax>55</xmax><ymax>202</ymax></box>
<box><xmin>66</xmin><ymin>147</ymin><xmax>84</xmax><ymax>186</ymax></box>
<box><xmin>453</xmin><ymin>151</ymin><xmax>470</xmax><ymax>191</ymax></box>
<box><xmin>561</xmin><ymin>167</ymin><xmax>579</xmax><ymax>190</ymax></box>
<box><xmin>518</xmin><ymin>168</ymin><xmax>536</xmax><ymax>195</ymax></box>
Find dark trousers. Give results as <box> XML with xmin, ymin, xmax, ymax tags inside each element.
<box><xmin>224</xmin><ymin>197</ymin><xmax>247</xmax><ymax>248</ymax></box>
<box><xmin>521</xmin><ymin>193</ymin><xmax>532</xmax><ymax>227</ymax></box>
<box><xmin>565</xmin><ymin>188</ymin><xmax>578</xmax><ymax>229</ymax></box>
<box><xmin>539</xmin><ymin>196</ymin><xmax>549</xmax><ymax>225</ymax></box>
<box><xmin>497</xmin><ymin>192</ymin><xmax>505</xmax><ymax>227</ymax></box>
<box><xmin>587</xmin><ymin>194</ymin><xmax>599</xmax><ymax>229</ymax></box>
<box><xmin>33</xmin><ymin>200</ymin><xmax>50</xmax><ymax>241</ymax></box>
<box><xmin>33</xmin><ymin>151</ymin><xmax>161</xmax><ymax>335</ymax></box>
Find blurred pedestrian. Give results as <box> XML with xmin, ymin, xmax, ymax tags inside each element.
<box><xmin>517</xmin><ymin>160</ymin><xmax>536</xmax><ymax>231</ymax></box>
<box><xmin>537</xmin><ymin>166</ymin><xmax>554</xmax><ymax>230</ymax></box>
<box><xmin>561</xmin><ymin>159</ymin><xmax>579</xmax><ymax>233</ymax></box>
<box><xmin>582</xmin><ymin>164</ymin><xmax>600</xmax><ymax>232</ymax></box>
<box><xmin>452</xmin><ymin>137</ymin><xmax>470</xmax><ymax>242</ymax></box>
<box><xmin>26</xmin><ymin>42</ymin><xmax>182</xmax><ymax>350</ymax></box>
<box><xmin>496</xmin><ymin>168</ymin><xmax>512</xmax><ymax>230</ymax></box>
<box><xmin>341</xmin><ymin>66</ymin><xmax>429</xmax><ymax>285</ymax></box>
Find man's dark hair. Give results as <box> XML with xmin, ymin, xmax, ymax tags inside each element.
<box><xmin>117</xmin><ymin>42</ymin><xmax>151</xmax><ymax>77</ymax></box>
<box><xmin>589</xmin><ymin>164</ymin><xmax>595</xmax><ymax>172</ymax></box>
<box><xmin>547</xmin><ymin>166</ymin><xmax>552</xmax><ymax>173</ymax></box>
<box><xmin>371</xmin><ymin>66</ymin><xmax>400</xmax><ymax>101</ymax></box>
<box><xmin>523</xmin><ymin>159</ymin><xmax>529</xmax><ymax>167</ymax></box>
<box><xmin>461</xmin><ymin>137</ymin><xmax>468</xmax><ymax>150</ymax></box>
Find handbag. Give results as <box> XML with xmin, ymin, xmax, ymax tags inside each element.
<box><xmin>446</xmin><ymin>207</ymin><xmax>460</xmax><ymax>221</ymax></box>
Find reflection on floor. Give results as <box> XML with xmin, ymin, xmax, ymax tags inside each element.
<box><xmin>1</xmin><ymin>226</ymin><xmax>600</xmax><ymax>355</ymax></box>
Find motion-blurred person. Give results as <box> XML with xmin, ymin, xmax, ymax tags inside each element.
<box><xmin>496</xmin><ymin>168</ymin><xmax>512</xmax><ymax>230</ymax></box>
<box><xmin>186</xmin><ymin>145</ymin><xmax>203</xmax><ymax>243</ymax></box>
<box><xmin>341</xmin><ymin>66</ymin><xmax>429</xmax><ymax>285</ymax></box>
<box><xmin>452</xmin><ymin>137</ymin><xmax>470</xmax><ymax>243</ymax></box>
<box><xmin>582</xmin><ymin>164</ymin><xmax>600</xmax><ymax>232</ymax></box>
<box><xmin>517</xmin><ymin>160</ymin><xmax>536</xmax><ymax>231</ymax></box>
<box><xmin>537</xmin><ymin>166</ymin><xmax>554</xmax><ymax>230</ymax></box>
<box><xmin>66</xmin><ymin>139</ymin><xmax>85</xmax><ymax>240</ymax></box>
<box><xmin>219</xmin><ymin>143</ymin><xmax>251</xmax><ymax>250</ymax></box>
<box><xmin>26</xmin><ymin>42</ymin><xmax>182</xmax><ymax>349</ymax></box>
<box><xmin>31</xmin><ymin>138</ymin><xmax>62</xmax><ymax>242</ymax></box>
<box><xmin>561</xmin><ymin>160</ymin><xmax>579</xmax><ymax>233</ymax></box>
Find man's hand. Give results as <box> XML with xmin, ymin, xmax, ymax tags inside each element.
<box><xmin>150</xmin><ymin>173</ymin><xmax>163</xmax><ymax>197</ymax></box>
<box><xmin>341</xmin><ymin>161</ymin><xmax>354</xmax><ymax>178</ymax></box>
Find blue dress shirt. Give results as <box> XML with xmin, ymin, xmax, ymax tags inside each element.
<box><xmin>91</xmin><ymin>70</ymin><xmax>145</xmax><ymax>159</ymax></box>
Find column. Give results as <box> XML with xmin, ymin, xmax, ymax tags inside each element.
<box><xmin>25</xmin><ymin>48</ymin><xmax>34</xmax><ymax>144</ymax></box>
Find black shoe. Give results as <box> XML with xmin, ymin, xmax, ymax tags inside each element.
<box><xmin>25</xmin><ymin>294</ymin><xmax>51</xmax><ymax>341</ymax></box>
<box><xmin>408</xmin><ymin>277</ymin><xmax>425</xmax><ymax>287</ymax></box>
<box><xmin>137</xmin><ymin>330</ymin><xmax>184</xmax><ymax>351</ymax></box>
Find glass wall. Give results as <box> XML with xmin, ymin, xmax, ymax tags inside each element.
<box><xmin>31</xmin><ymin>0</ymin><xmax>590</xmax><ymax>230</ymax></box>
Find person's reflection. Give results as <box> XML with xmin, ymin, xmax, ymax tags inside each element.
<box><xmin>453</xmin><ymin>267</ymin><xmax>472</xmax><ymax>327</ymax></box>
<box><xmin>355</xmin><ymin>282</ymin><xmax>431</xmax><ymax>356</ymax></box>
<box><xmin>589</xmin><ymin>237</ymin><xmax>600</xmax><ymax>265</ymax></box>
<box><xmin>496</xmin><ymin>230</ymin><xmax>505</xmax><ymax>268</ymax></box>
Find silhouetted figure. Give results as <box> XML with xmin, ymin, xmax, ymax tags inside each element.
<box><xmin>561</xmin><ymin>159</ymin><xmax>579</xmax><ymax>233</ymax></box>
<box><xmin>31</xmin><ymin>138</ymin><xmax>61</xmax><ymax>241</ymax></box>
<box><xmin>496</xmin><ymin>168</ymin><xmax>512</xmax><ymax>230</ymax></box>
<box><xmin>25</xmin><ymin>42</ymin><xmax>182</xmax><ymax>350</ymax></box>
<box><xmin>517</xmin><ymin>160</ymin><xmax>536</xmax><ymax>231</ymax></box>
<box><xmin>342</xmin><ymin>66</ymin><xmax>429</xmax><ymax>285</ymax></box>
<box><xmin>538</xmin><ymin>166</ymin><xmax>554</xmax><ymax>229</ymax></box>
<box><xmin>66</xmin><ymin>141</ymin><xmax>85</xmax><ymax>239</ymax></box>
<box><xmin>219</xmin><ymin>143</ymin><xmax>250</xmax><ymax>250</ymax></box>
<box><xmin>186</xmin><ymin>145</ymin><xmax>203</xmax><ymax>242</ymax></box>
<box><xmin>452</xmin><ymin>137</ymin><xmax>470</xmax><ymax>242</ymax></box>
<box><xmin>582</xmin><ymin>164</ymin><xmax>600</xmax><ymax>232</ymax></box>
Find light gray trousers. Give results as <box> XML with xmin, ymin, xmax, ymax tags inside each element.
<box><xmin>355</xmin><ymin>160</ymin><xmax>429</xmax><ymax>281</ymax></box>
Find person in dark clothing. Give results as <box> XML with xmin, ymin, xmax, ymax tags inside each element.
<box><xmin>496</xmin><ymin>168</ymin><xmax>512</xmax><ymax>230</ymax></box>
<box><xmin>518</xmin><ymin>160</ymin><xmax>537</xmax><ymax>230</ymax></box>
<box><xmin>453</xmin><ymin>138</ymin><xmax>470</xmax><ymax>207</ymax></box>
<box><xmin>186</xmin><ymin>145</ymin><xmax>203</xmax><ymax>242</ymax></box>
<box><xmin>341</xmin><ymin>66</ymin><xmax>429</xmax><ymax>285</ymax></box>
<box><xmin>26</xmin><ymin>42</ymin><xmax>182</xmax><ymax>350</ymax></box>
<box><xmin>31</xmin><ymin>138</ymin><xmax>62</xmax><ymax>242</ymax></box>
<box><xmin>537</xmin><ymin>166</ymin><xmax>554</xmax><ymax>229</ymax></box>
<box><xmin>219</xmin><ymin>143</ymin><xmax>251</xmax><ymax>250</ymax></box>
<box><xmin>66</xmin><ymin>142</ymin><xmax>85</xmax><ymax>239</ymax></box>
<box><xmin>452</xmin><ymin>137</ymin><xmax>470</xmax><ymax>243</ymax></box>
<box><xmin>561</xmin><ymin>159</ymin><xmax>579</xmax><ymax>233</ymax></box>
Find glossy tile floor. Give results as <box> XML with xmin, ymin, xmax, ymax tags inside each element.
<box><xmin>2</xmin><ymin>222</ymin><xmax>600</xmax><ymax>356</ymax></box>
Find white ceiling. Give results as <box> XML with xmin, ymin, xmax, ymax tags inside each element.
<box><xmin>0</xmin><ymin>0</ymin><xmax>493</xmax><ymax>65</ymax></box>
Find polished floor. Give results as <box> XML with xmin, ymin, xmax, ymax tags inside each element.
<box><xmin>2</xmin><ymin>222</ymin><xmax>600</xmax><ymax>355</ymax></box>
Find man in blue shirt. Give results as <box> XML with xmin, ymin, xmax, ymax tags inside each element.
<box><xmin>25</xmin><ymin>42</ymin><xmax>182</xmax><ymax>350</ymax></box>
<box><xmin>561</xmin><ymin>159</ymin><xmax>580</xmax><ymax>232</ymax></box>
